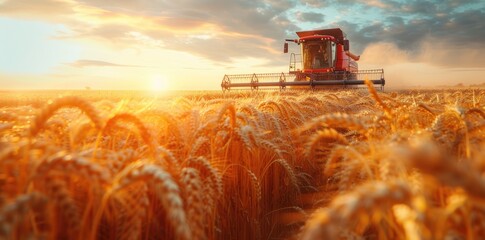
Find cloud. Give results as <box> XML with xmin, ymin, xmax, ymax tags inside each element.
<box><xmin>67</xmin><ymin>59</ymin><xmax>146</xmax><ymax>68</ymax></box>
<box><xmin>2</xmin><ymin>0</ymin><xmax>296</xmax><ymax>65</ymax></box>
<box><xmin>315</xmin><ymin>1</ymin><xmax>485</xmax><ymax>70</ymax></box>
<box><xmin>1</xmin><ymin>0</ymin><xmax>484</xmax><ymax>69</ymax></box>
<box><xmin>0</xmin><ymin>0</ymin><xmax>75</xmax><ymax>20</ymax></box>
<box><xmin>295</xmin><ymin>11</ymin><xmax>325</xmax><ymax>23</ymax></box>
<box><xmin>449</xmin><ymin>68</ymin><xmax>485</xmax><ymax>72</ymax></box>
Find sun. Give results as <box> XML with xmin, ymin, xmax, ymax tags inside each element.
<box><xmin>150</xmin><ymin>75</ymin><xmax>169</xmax><ymax>92</ymax></box>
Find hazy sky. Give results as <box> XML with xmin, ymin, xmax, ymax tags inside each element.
<box><xmin>0</xmin><ymin>0</ymin><xmax>484</xmax><ymax>90</ymax></box>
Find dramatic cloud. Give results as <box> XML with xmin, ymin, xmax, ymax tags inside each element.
<box><xmin>0</xmin><ymin>0</ymin><xmax>300</xmax><ymax>64</ymax></box>
<box><xmin>302</xmin><ymin>1</ymin><xmax>485</xmax><ymax>69</ymax></box>
<box><xmin>0</xmin><ymin>0</ymin><xmax>485</xmax><ymax>91</ymax></box>
<box><xmin>69</xmin><ymin>0</ymin><xmax>298</xmax><ymax>63</ymax></box>
<box><xmin>1</xmin><ymin>0</ymin><xmax>483</xmax><ymax>70</ymax></box>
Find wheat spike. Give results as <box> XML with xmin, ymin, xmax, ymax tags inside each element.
<box><xmin>236</xmin><ymin>125</ymin><xmax>260</xmax><ymax>150</ymax></box>
<box><xmin>300</xmin><ymin>112</ymin><xmax>368</xmax><ymax>134</ymax></box>
<box><xmin>35</xmin><ymin>152</ymin><xmax>110</xmax><ymax>184</ymax></box>
<box><xmin>112</xmin><ymin>183</ymin><xmax>148</xmax><ymax>240</ymax></box>
<box><xmin>113</xmin><ymin>163</ymin><xmax>191</xmax><ymax>240</ymax></box>
<box><xmin>102</xmin><ymin>113</ymin><xmax>156</xmax><ymax>151</ymax></box>
<box><xmin>305</xmin><ymin>128</ymin><xmax>348</xmax><ymax>158</ymax></box>
<box><xmin>30</xmin><ymin>96</ymin><xmax>103</xmax><ymax>137</ymax></box>
<box><xmin>189</xmin><ymin>136</ymin><xmax>210</xmax><ymax>157</ymax></box>
<box><xmin>186</xmin><ymin>156</ymin><xmax>223</xmax><ymax>200</ymax></box>
<box><xmin>180</xmin><ymin>167</ymin><xmax>207</xmax><ymax>240</ymax></box>
<box><xmin>44</xmin><ymin>177</ymin><xmax>81</xmax><ymax>231</ymax></box>
<box><xmin>301</xmin><ymin>180</ymin><xmax>412</xmax><ymax>240</ymax></box>
<box><xmin>217</xmin><ymin>102</ymin><xmax>236</xmax><ymax>129</ymax></box>
<box><xmin>263</xmin><ymin>159</ymin><xmax>299</xmax><ymax>192</ymax></box>
<box><xmin>0</xmin><ymin>192</ymin><xmax>47</xmax><ymax>238</ymax></box>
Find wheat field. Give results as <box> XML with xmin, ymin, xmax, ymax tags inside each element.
<box><xmin>1</xmin><ymin>83</ymin><xmax>484</xmax><ymax>240</ymax></box>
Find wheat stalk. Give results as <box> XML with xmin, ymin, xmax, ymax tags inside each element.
<box><xmin>365</xmin><ymin>79</ymin><xmax>392</xmax><ymax>117</ymax></box>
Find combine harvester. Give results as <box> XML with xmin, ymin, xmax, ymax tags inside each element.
<box><xmin>221</xmin><ymin>28</ymin><xmax>385</xmax><ymax>91</ymax></box>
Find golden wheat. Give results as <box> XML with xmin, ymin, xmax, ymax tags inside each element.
<box><xmin>1</xmin><ymin>87</ymin><xmax>484</xmax><ymax>240</ymax></box>
<box><xmin>30</xmin><ymin>96</ymin><xmax>103</xmax><ymax>137</ymax></box>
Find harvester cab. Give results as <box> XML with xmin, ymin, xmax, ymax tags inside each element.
<box><xmin>221</xmin><ymin>28</ymin><xmax>385</xmax><ymax>91</ymax></box>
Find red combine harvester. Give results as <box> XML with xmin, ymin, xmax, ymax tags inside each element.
<box><xmin>221</xmin><ymin>28</ymin><xmax>385</xmax><ymax>91</ymax></box>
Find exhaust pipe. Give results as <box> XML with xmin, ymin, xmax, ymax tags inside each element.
<box><xmin>345</xmin><ymin>51</ymin><xmax>360</xmax><ymax>61</ymax></box>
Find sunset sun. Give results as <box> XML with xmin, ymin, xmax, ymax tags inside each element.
<box><xmin>150</xmin><ymin>75</ymin><xmax>169</xmax><ymax>92</ymax></box>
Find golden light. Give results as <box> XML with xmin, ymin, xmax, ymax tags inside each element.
<box><xmin>150</xmin><ymin>75</ymin><xmax>169</xmax><ymax>92</ymax></box>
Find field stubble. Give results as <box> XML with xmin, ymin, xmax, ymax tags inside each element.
<box><xmin>0</xmin><ymin>85</ymin><xmax>485</xmax><ymax>239</ymax></box>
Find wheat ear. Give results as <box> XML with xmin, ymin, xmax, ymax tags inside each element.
<box><xmin>217</xmin><ymin>102</ymin><xmax>236</xmax><ymax>129</ymax></box>
<box><xmin>180</xmin><ymin>167</ymin><xmax>207</xmax><ymax>240</ymax></box>
<box><xmin>186</xmin><ymin>156</ymin><xmax>223</xmax><ymax>200</ymax></box>
<box><xmin>102</xmin><ymin>113</ymin><xmax>156</xmax><ymax>150</ymax></box>
<box><xmin>301</xmin><ymin>180</ymin><xmax>412</xmax><ymax>240</ymax></box>
<box><xmin>35</xmin><ymin>152</ymin><xmax>110</xmax><ymax>184</ymax></box>
<box><xmin>262</xmin><ymin>158</ymin><xmax>299</xmax><ymax>192</ymax></box>
<box><xmin>300</xmin><ymin>112</ymin><xmax>368</xmax><ymax>134</ymax></box>
<box><xmin>30</xmin><ymin>96</ymin><xmax>102</xmax><ymax>137</ymax></box>
<box><xmin>305</xmin><ymin>128</ymin><xmax>348</xmax><ymax>158</ymax></box>
<box><xmin>45</xmin><ymin>177</ymin><xmax>81</xmax><ymax>231</ymax></box>
<box><xmin>113</xmin><ymin>163</ymin><xmax>191</xmax><ymax>240</ymax></box>
<box><xmin>0</xmin><ymin>192</ymin><xmax>47</xmax><ymax>238</ymax></box>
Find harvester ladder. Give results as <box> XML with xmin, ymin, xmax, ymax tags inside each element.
<box><xmin>289</xmin><ymin>53</ymin><xmax>302</xmax><ymax>73</ymax></box>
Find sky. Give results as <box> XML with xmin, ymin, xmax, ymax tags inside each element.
<box><xmin>0</xmin><ymin>0</ymin><xmax>484</xmax><ymax>90</ymax></box>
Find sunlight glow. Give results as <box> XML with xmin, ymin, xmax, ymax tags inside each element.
<box><xmin>150</xmin><ymin>75</ymin><xmax>169</xmax><ymax>92</ymax></box>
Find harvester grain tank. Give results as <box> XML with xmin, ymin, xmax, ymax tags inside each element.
<box><xmin>221</xmin><ymin>28</ymin><xmax>385</xmax><ymax>91</ymax></box>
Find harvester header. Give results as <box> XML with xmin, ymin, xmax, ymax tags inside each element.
<box><xmin>221</xmin><ymin>28</ymin><xmax>385</xmax><ymax>91</ymax></box>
